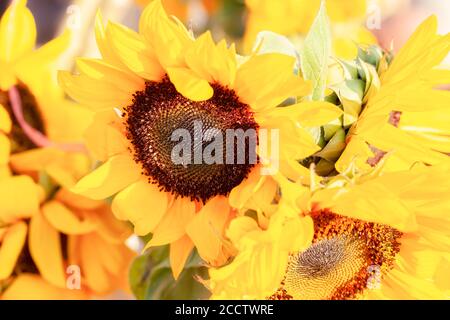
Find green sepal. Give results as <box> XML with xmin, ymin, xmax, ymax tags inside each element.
<box><xmin>314</xmin><ymin>128</ymin><xmax>346</xmax><ymax>162</ymax></box>
<box><xmin>330</xmin><ymin>79</ymin><xmax>365</xmax><ymax>127</ymax></box>
<box><xmin>323</xmin><ymin>117</ymin><xmax>343</xmax><ymax>141</ymax></box>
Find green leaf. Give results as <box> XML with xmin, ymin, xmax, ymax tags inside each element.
<box><xmin>129</xmin><ymin>246</ymin><xmax>210</xmax><ymax>300</ymax></box>
<box><xmin>153</xmin><ymin>267</ymin><xmax>209</xmax><ymax>300</ymax></box>
<box><xmin>253</xmin><ymin>31</ymin><xmax>300</xmax><ymax>63</ymax></box>
<box><xmin>300</xmin><ymin>0</ymin><xmax>331</xmax><ymax>101</ymax></box>
<box><xmin>128</xmin><ymin>246</ymin><xmax>169</xmax><ymax>300</ymax></box>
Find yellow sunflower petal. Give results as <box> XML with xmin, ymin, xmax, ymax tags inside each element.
<box><xmin>312</xmin><ymin>182</ymin><xmax>418</xmax><ymax>233</ymax></box>
<box><xmin>146</xmin><ymin>197</ymin><xmax>195</xmax><ymax>247</ymax></box>
<box><xmin>401</xmin><ymin>130</ymin><xmax>450</xmax><ymax>154</ymax></box>
<box><xmin>94</xmin><ymin>10</ymin><xmax>126</xmax><ymax>68</ymax></box>
<box><xmin>0</xmin><ymin>104</ymin><xmax>12</xmax><ymax>133</ymax></box>
<box><xmin>167</xmin><ymin>67</ymin><xmax>214</xmax><ymax>101</ymax></box>
<box><xmin>185</xmin><ymin>31</ymin><xmax>237</xmax><ymax>87</ymax></box>
<box><xmin>78</xmin><ymin>234</ymin><xmax>114</xmax><ymax>293</ymax></box>
<box><xmin>170</xmin><ymin>235</ymin><xmax>194</xmax><ymax>280</ymax></box>
<box><xmin>95</xmin><ymin>237</ymin><xmax>123</xmax><ymax>276</ymax></box>
<box><xmin>0</xmin><ymin>222</ymin><xmax>27</xmax><ymax>280</ymax></box>
<box><xmin>279</xmin><ymin>157</ymin><xmax>317</xmax><ymax>184</ymax></box>
<box><xmin>245</xmin><ymin>177</ymin><xmax>278</xmax><ymax>214</ymax></box>
<box><xmin>387</xmin><ymin>268</ymin><xmax>444</xmax><ymax>299</ymax></box>
<box><xmin>76</xmin><ymin>58</ymin><xmax>145</xmax><ymax>93</ymax></box>
<box><xmin>0</xmin><ymin>60</ymin><xmax>17</xmax><ymax>90</ymax></box>
<box><xmin>392</xmin><ymin>89</ymin><xmax>450</xmax><ymax>112</ymax></box>
<box><xmin>335</xmin><ymin>135</ymin><xmax>374</xmax><ymax>173</ymax></box>
<box><xmin>42</xmin><ymin>200</ymin><xmax>97</xmax><ymax>235</ymax></box>
<box><xmin>55</xmin><ymin>188</ymin><xmax>104</xmax><ymax>211</ymax></box>
<box><xmin>15</xmin><ymin>30</ymin><xmax>71</xmax><ymax>78</ymax></box>
<box><xmin>1</xmin><ymin>274</ymin><xmax>88</xmax><ymax>300</ymax></box>
<box><xmin>71</xmin><ymin>154</ymin><xmax>141</xmax><ymax>200</ymax></box>
<box><xmin>226</xmin><ymin>216</ymin><xmax>260</xmax><ymax>246</ymax></box>
<box><xmin>84</xmin><ymin>109</ymin><xmax>129</xmax><ymax>162</ymax></box>
<box><xmin>9</xmin><ymin>148</ymin><xmax>62</xmax><ymax>172</ymax></box>
<box><xmin>365</xmin><ymin>124</ymin><xmax>449</xmax><ymax>167</ymax></box>
<box><xmin>261</xmin><ymin>117</ymin><xmax>320</xmax><ymax>159</ymax></box>
<box><xmin>139</xmin><ymin>0</ymin><xmax>192</xmax><ymax>68</ymax></box>
<box><xmin>379</xmin><ymin>18</ymin><xmax>449</xmax><ymax>90</ymax></box>
<box><xmin>384</xmin><ymin>15</ymin><xmax>438</xmax><ymax>78</ymax></box>
<box><xmin>265</xmin><ymin>101</ymin><xmax>343</xmax><ymax>127</ymax></box>
<box><xmin>0</xmin><ymin>164</ymin><xmax>11</xmax><ymax>179</ymax></box>
<box><xmin>105</xmin><ymin>21</ymin><xmax>164</xmax><ymax>81</ymax></box>
<box><xmin>29</xmin><ymin>210</ymin><xmax>66</xmax><ymax>288</ymax></box>
<box><xmin>0</xmin><ymin>132</ymin><xmax>10</xmax><ymax>166</ymax></box>
<box><xmin>58</xmin><ymin>71</ymin><xmax>133</xmax><ymax>110</ymax></box>
<box><xmin>186</xmin><ymin>196</ymin><xmax>230</xmax><ymax>263</ymax></box>
<box><xmin>229</xmin><ymin>166</ymin><xmax>268</xmax><ymax>210</ymax></box>
<box><xmin>112</xmin><ymin>179</ymin><xmax>169</xmax><ymax>236</ymax></box>
<box><xmin>89</xmin><ymin>205</ymin><xmax>132</xmax><ymax>244</ymax></box>
<box><xmin>277</xmin><ymin>215</ymin><xmax>314</xmax><ymax>252</ymax></box>
<box><xmin>235</xmin><ymin>53</ymin><xmax>311</xmax><ymax>111</ymax></box>
<box><xmin>0</xmin><ymin>175</ymin><xmax>39</xmax><ymax>223</ymax></box>
<box><xmin>10</xmin><ymin>148</ymin><xmax>90</xmax><ymax>189</ymax></box>
<box><xmin>0</xmin><ymin>0</ymin><xmax>36</xmax><ymax>63</ymax></box>
<box><xmin>434</xmin><ymin>258</ymin><xmax>450</xmax><ymax>292</ymax></box>
<box><xmin>222</xmin><ymin>244</ymin><xmax>289</xmax><ymax>299</ymax></box>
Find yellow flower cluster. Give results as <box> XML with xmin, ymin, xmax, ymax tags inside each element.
<box><xmin>0</xmin><ymin>0</ymin><xmax>449</xmax><ymax>300</ymax></box>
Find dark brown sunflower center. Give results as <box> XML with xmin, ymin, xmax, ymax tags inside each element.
<box><xmin>271</xmin><ymin>210</ymin><xmax>402</xmax><ymax>300</ymax></box>
<box><xmin>0</xmin><ymin>85</ymin><xmax>46</xmax><ymax>153</ymax></box>
<box><xmin>13</xmin><ymin>232</ymin><xmax>39</xmax><ymax>275</ymax></box>
<box><xmin>124</xmin><ymin>78</ymin><xmax>259</xmax><ymax>203</ymax></box>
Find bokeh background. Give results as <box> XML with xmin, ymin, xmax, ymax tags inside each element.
<box><xmin>1</xmin><ymin>0</ymin><xmax>449</xmax><ymax>68</ymax></box>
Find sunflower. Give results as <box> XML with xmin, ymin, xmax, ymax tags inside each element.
<box><xmin>208</xmin><ymin>162</ymin><xmax>450</xmax><ymax>299</ymax></box>
<box><xmin>0</xmin><ymin>0</ymin><xmax>91</xmax><ymax>150</ymax></box>
<box><xmin>59</xmin><ymin>0</ymin><xmax>342</xmax><ymax>277</ymax></box>
<box><xmin>337</xmin><ymin>16</ymin><xmax>450</xmax><ymax>173</ymax></box>
<box><xmin>0</xmin><ymin>0</ymin><xmax>135</xmax><ymax>299</ymax></box>
<box><xmin>0</xmin><ymin>182</ymin><xmax>134</xmax><ymax>300</ymax></box>
<box><xmin>207</xmin><ymin>205</ymin><xmax>314</xmax><ymax>299</ymax></box>
<box><xmin>0</xmin><ymin>0</ymin><xmax>90</xmax><ymax>224</ymax></box>
<box><xmin>243</xmin><ymin>0</ymin><xmax>376</xmax><ymax>58</ymax></box>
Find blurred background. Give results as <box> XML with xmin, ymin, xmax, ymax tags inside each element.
<box><xmin>1</xmin><ymin>0</ymin><xmax>449</xmax><ymax>65</ymax></box>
